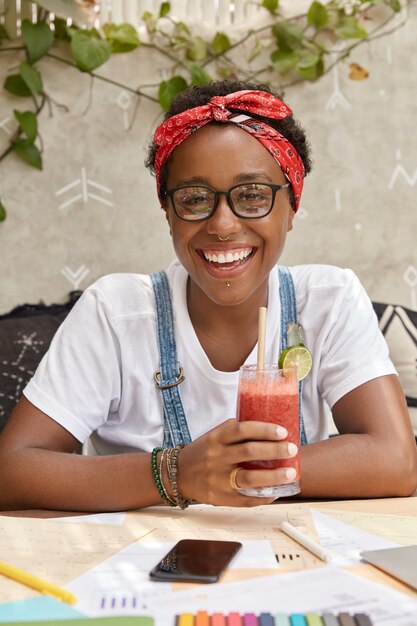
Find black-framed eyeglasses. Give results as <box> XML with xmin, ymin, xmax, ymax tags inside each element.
<box><xmin>165</xmin><ymin>182</ymin><xmax>291</xmax><ymax>222</ymax></box>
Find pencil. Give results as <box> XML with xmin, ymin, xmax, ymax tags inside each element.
<box><xmin>279</xmin><ymin>521</ymin><xmax>333</xmax><ymax>563</ymax></box>
<box><xmin>0</xmin><ymin>560</ymin><xmax>77</xmax><ymax>605</ymax></box>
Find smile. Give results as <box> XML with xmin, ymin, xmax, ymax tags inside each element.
<box><xmin>202</xmin><ymin>248</ymin><xmax>254</xmax><ymax>264</ymax></box>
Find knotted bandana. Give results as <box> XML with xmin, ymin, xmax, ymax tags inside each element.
<box><xmin>153</xmin><ymin>90</ymin><xmax>305</xmax><ymax>211</ymax></box>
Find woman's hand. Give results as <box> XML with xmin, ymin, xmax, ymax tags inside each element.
<box><xmin>177</xmin><ymin>418</ymin><xmax>298</xmax><ymax>506</ymax></box>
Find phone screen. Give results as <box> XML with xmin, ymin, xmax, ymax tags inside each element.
<box><xmin>149</xmin><ymin>539</ymin><xmax>242</xmax><ymax>583</ymax></box>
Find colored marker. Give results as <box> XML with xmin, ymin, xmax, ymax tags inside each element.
<box><xmin>321</xmin><ymin>614</ymin><xmax>339</xmax><ymax>626</ymax></box>
<box><xmin>212</xmin><ymin>613</ymin><xmax>227</xmax><ymax>626</ymax></box>
<box><xmin>290</xmin><ymin>615</ymin><xmax>307</xmax><ymax>626</ymax></box>
<box><xmin>337</xmin><ymin>614</ymin><xmax>356</xmax><ymax>626</ymax></box>
<box><xmin>259</xmin><ymin>613</ymin><xmax>275</xmax><ymax>626</ymax></box>
<box><xmin>177</xmin><ymin>614</ymin><xmax>194</xmax><ymax>626</ymax></box>
<box><xmin>305</xmin><ymin>613</ymin><xmax>324</xmax><ymax>625</ymax></box>
<box><xmin>274</xmin><ymin>614</ymin><xmax>291</xmax><ymax>626</ymax></box>
<box><xmin>195</xmin><ymin>611</ymin><xmax>209</xmax><ymax>626</ymax></box>
<box><xmin>353</xmin><ymin>614</ymin><xmax>374</xmax><ymax>626</ymax></box>
<box><xmin>243</xmin><ymin>613</ymin><xmax>258</xmax><ymax>626</ymax></box>
<box><xmin>228</xmin><ymin>612</ymin><xmax>243</xmax><ymax>626</ymax></box>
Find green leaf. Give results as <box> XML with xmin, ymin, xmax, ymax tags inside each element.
<box><xmin>0</xmin><ymin>199</ymin><xmax>6</xmax><ymax>222</ymax></box>
<box><xmin>307</xmin><ymin>1</ymin><xmax>329</xmax><ymax>28</ymax></box>
<box><xmin>54</xmin><ymin>18</ymin><xmax>71</xmax><ymax>41</ymax></box>
<box><xmin>211</xmin><ymin>32</ymin><xmax>231</xmax><ymax>55</ymax></box>
<box><xmin>297</xmin><ymin>50</ymin><xmax>324</xmax><ymax>80</ymax></box>
<box><xmin>170</xmin><ymin>37</ymin><xmax>188</xmax><ymax>50</ymax></box>
<box><xmin>13</xmin><ymin>110</ymin><xmax>38</xmax><ymax>143</ymax></box>
<box><xmin>70</xmin><ymin>31</ymin><xmax>112</xmax><ymax>72</ymax></box>
<box><xmin>262</xmin><ymin>0</ymin><xmax>279</xmax><ymax>12</ymax></box>
<box><xmin>272</xmin><ymin>20</ymin><xmax>304</xmax><ymax>52</ymax></box>
<box><xmin>270</xmin><ymin>49</ymin><xmax>299</xmax><ymax>73</ymax></box>
<box><xmin>19</xmin><ymin>61</ymin><xmax>43</xmax><ymax>95</ymax></box>
<box><xmin>176</xmin><ymin>22</ymin><xmax>191</xmax><ymax>36</ymax></box>
<box><xmin>336</xmin><ymin>16</ymin><xmax>367</xmax><ymax>39</ymax></box>
<box><xmin>190</xmin><ymin>64</ymin><xmax>212</xmax><ymax>85</ymax></box>
<box><xmin>13</xmin><ymin>139</ymin><xmax>43</xmax><ymax>170</ymax></box>
<box><xmin>159</xmin><ymin>2</ymin><xmax>170</xmax><ymax>17</ymax></box>
<box><xmin>158</xmin><ymin>75</ymin><xmax>188</xmax><ymax>111</ymax></box>
<box><xmin>103</xmin><ymin>23</ymin><xmax>140</xmax><ymax>53</ymax></box>
<box><xmin>142</xmin><ymin>11</ymin><xmax>157</xmax><ymax>33</ymax></box>
<box><xmin>22</xmin><ymin>19</ymin><xmax>54</xmax><ymax>64</ymax></box>
<box><xmin>186</xmin><ymin>36</ymin><xmax>207</xmax><ymax>62</ymax></box>
<box><xmin>389</xmin><ymin>0</ymin><xmax>401</xmax><ymax>11</ymax></box>
<box><xmin>4</xmin><ymin>75</ymin><xmax>32</xmax><ymax>97</ymax></box>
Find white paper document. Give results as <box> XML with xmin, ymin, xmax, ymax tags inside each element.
<box><xmin>68</xmin><ymin>561</ymin><xmax>417</xmax><ymax>626</ymax></box>
<box><xmin>311</xmin><ymin>509</ymin><xmax>399</xmax><ymax>566</ymax></box>
<box><xmin>56</xmin><ymin>512</ymin><xmax>127</xmax><ymax>525</ymax></box>
<box><xmin>148</xmin><ymin>566</ymin><xmax>417</xmax><ymax>626</ymax></box>
<box><xmin>66</xmin><ymin>536</ymin><xmax>417</xmax><ymax>626</ymax></box>
<box><xmin>67</xmin><ymin>539</ymin><xmax>278</xmax><ymax>616</ymax></box>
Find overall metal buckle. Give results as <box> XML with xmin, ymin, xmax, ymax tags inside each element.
<box><xmin>153</xmin><ymin>367</ymin><xmax>185</xmax><ymax>389</ymax></box>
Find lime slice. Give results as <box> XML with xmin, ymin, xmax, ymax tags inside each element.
<box><xmin>278</xmin><ymin>345</ymin><xmax>312</xmax><ymax>381</ymax></box>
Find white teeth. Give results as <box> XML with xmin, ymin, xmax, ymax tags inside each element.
<box><xmin>203</xmin><ymin>248</ymin><xmax>253</xmax><ymax>264</ymax></box>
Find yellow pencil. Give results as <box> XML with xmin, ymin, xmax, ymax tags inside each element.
<box><xmin>0</xmin><ymin>560</ymin><xmax>77</xmax><ymax>605</ymax></box>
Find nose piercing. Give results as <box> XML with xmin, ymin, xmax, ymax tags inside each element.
<box><xmin>218</xmin><ymin>234</ymin><xmax>230</xmax><ymax>241</ymax></box>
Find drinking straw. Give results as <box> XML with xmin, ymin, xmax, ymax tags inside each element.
<box><xmin>257</xmin><ymin>306</ymin><xmax>267</xmax><ymax>370</ymax></box>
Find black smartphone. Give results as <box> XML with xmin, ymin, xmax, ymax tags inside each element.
<box><xmin>149</xmin><ymin>539</ymin><xmax>242</xmax><ymax>583</ymax></box>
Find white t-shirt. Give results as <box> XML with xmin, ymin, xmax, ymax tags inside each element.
<box><xmin>24</xmin><ymin>261</ymin><xmax>396</xmax><ymax>455</ymax></box>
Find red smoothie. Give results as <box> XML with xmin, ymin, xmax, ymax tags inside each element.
<box><xmin>237</xmin><ymin>372</ymin><xmax>300</xmax><ymax>477</ymax></box>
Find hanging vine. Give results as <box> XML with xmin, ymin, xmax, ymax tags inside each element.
<box><xmin>0</xmin><ymin>0</ymin><xmax>409</xmax><ymax>221</ymax></box>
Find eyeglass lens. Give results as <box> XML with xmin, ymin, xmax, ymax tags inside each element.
<box><xmin>172</xmin><ymin>183</ymin><xmax>274</xmax><ymax>221</ymax></box>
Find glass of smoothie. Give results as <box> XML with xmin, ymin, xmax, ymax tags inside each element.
<box><xmin>236</xmin><ymin>364</ymin><xmax>300</xmax><ymax>498</ymax></box>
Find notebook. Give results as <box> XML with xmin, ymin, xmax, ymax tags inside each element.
<box><xmin>360</xmin><ymin>545</ymin><xmax>417</xmax><ymax>590</ymax></box>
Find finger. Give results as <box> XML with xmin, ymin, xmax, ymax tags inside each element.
<box><xmin>236</xmin><ymin>466</ymin><xmax>298</xmax><ymax>492</ymax></box>
<box><xmin>231</xmin><ymin>441</ymin><xmax>298</xmax><ymax>464</ymax></box>
<box><xmin>221</xmin><ymin>419</ymin><xmax>288</xmax><ymax>444</ymax></box>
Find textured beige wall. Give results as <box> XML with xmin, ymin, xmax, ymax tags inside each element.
<box><xmin>1</xmin><ymin>8</ymin><xmax>416</xmax><ymax>314</ymax></box>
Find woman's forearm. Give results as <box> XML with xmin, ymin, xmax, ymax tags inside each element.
<box><xmin>0</xmin><ymin>448</ymin><xmax>162</xmax><ymax>512</ymax></box>
<box><xmin>299</xmin><ymin>433</ymin><xmax>417</xmax><ymax>499</ymax></box>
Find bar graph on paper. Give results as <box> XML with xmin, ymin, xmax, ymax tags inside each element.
<box><xmin>92</xmin><ymin>588</ymin><xmax>166</xmax><ymax>615</ymax></box>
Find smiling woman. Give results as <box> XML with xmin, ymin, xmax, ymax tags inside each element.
<box><xmin>0</xmin><ymin>79</ymin><xmax>416</xmax><ymax>513</ymax></box>
<box><xmin>161</xmin><ymin>124</ymin><xmax>295</xmax><ymax>318</ymax></box>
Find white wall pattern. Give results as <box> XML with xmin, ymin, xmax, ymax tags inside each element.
<box><xmin>0</xmin><ymin>5</ymin><xmax>416</xmax><ymax>313</ymax></box>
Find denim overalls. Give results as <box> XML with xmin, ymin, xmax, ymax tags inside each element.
<box><xmin>150</xmin><ymin>267</ymin><xmax>307</xmax><ymax>448</ymax></box>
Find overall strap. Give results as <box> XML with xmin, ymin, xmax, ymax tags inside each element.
<box><xmin>278</xmin><ymin>266</ymin><xmax>308</xmax><ymax>445</ymax></box>
<box><xmin>150</xmin><ymin>271</ymin><xmax>192</xmax><ymax>448</ymax></box>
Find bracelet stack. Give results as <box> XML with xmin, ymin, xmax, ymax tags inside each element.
<box><xmin>151</xmin><ymin>444</ymin><xmax>190</xmax><ymax>509</ymax></box>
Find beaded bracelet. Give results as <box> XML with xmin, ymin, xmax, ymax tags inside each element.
<box><xmin>166</xmin><ymin>444</ymin><xmax>191</xmax><ymax>510</ymax></box>
<box><xmin>159</xmin><ymin>449</ymin><xmax>176</xmax><ymax>507</ymax></box>
<box><xmin>151</xmin><ymin>447</ymin><xmax>175</xmax><ymax>507</ymax></box>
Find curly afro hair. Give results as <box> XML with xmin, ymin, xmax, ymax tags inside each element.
<box><xmin>145</xmin><ymin>79</ymin><xmax>312</xmax><ymax>208</ymax></box>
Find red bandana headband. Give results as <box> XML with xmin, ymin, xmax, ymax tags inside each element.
<box><xmin>153</xmin><ymin>89</ymin><xmax>305</xmax><ymax>211</ymax></box>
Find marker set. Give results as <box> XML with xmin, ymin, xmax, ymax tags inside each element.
<box><xmin>175</xmin><ymin>612</ymin><xmax>374</xmax><ymax>626</ymax></box>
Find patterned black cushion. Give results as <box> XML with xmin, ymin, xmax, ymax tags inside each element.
<box><xmin>0</xmin><ymin>292</ymin><xmax>82</xmax><ymax>432</ymax></box>
<box><xmin>372</xmin><ymin>302</ymin><xmax>417</xmax><ymax>436</ymax></box>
